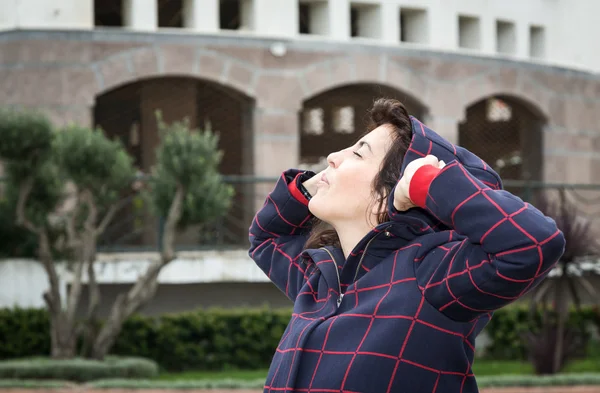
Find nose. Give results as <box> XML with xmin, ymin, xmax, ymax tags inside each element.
<box><xmin>327</xmin><ymin>150</ymin><xmax>341</xmax><ymax>168</ymax></box>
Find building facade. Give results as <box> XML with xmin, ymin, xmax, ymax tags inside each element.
<box><xmin>1</xmin><ymin>0</ymin><xmax>599</xmax><ymax>312</ymax></box>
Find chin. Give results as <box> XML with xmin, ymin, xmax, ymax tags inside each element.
<box><xmin>308</xmin><ymin>195</ymin><xmax>333</xmax><ymax>222</ymax></box>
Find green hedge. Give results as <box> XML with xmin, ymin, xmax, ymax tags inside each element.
<box><xmin>5</xmin><ymin>373</ymin><xmax>600</xmax><ymax>390</ymax></box>
<box><xmin>0</xmin><ymin>308</ymin><xmax>50</xmax><ymax>358</ymax></box>
<box><xmin>0</xmin><ymin>356</ymin><xmax>158</xmax><ymax>382</ymax></box>
<box><xmin>483</xmin><ymin>305</ymin><xmax>598</xmax><ymax>360</ymax></box>
<box><xmin>0</xmin><ymin>307</ymin><xmax>291</xmax><ymax>371</ymax></box>
<box><xmin>0</xmin><ymin>306</ymin><xmax>598</xmax><ymax>371</ymax></box>
<box><xmin>112</xmin><ymin>308</ymin><xmax>291</xmax><ymax>371</ymax></box>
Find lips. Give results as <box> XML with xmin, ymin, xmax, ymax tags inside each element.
<box><xmin>321</xmin><ymin>172</ymin><xmax>329</xmax><ymax>185</ymax></box>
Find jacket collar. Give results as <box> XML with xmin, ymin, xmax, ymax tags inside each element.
<box><xmin>303</xmin><ymin>209</ymin><xmax>440</xmax><ymax>290</ymax></box>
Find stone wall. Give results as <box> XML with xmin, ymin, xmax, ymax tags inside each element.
<box><xmin>1</xmin><ymin>30</ymin><xmax>598</xmax><ymax>185</ymax></box>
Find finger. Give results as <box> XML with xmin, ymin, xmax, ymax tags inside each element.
<box><xmin>422</xmin><ymin>155</ymin><xmax>440</xmax><ymax>166</ymax></box>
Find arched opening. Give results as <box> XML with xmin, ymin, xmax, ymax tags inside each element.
<box><xmin>459</xmin><ymin>95</ymin><xmax>545</xmax><ymax>193</ymax></box>
<box><xmin>299</xmin><ymin>84</ymin><xmax>426</xmax><ymax>169</ymax></box>
<box><xmin>93</xmin><ymin>77</ymin><xmax>254</xmax><ymax>249</ymax></box>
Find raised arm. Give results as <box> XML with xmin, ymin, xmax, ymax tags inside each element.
<box><xmin>397</xmin><ymin>158</ymin><xmax>565</xmax><ymax>322</ymax></box>
<box><xmin>248</xmin><ymin>169</ymin><xmax>320</xmax><ymax>302</ymax></box>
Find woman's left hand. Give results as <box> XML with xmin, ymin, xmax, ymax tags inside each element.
<box><xmin>394</xmin><ymin>155</ymin><xmax>445</xmax><ymax>211</ymax></box>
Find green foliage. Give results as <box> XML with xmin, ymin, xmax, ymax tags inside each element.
<box><xmin>0</xmin><ymin>308</ymin><xmax>51</xmax><ymax>358</ymax></box>
<box><xmin>148</xmin><ymin>113</ymin><xmax>234</xmax><ymax>229</ymax></box>
<box><xmin>0</xmin><ymin>109</ymin><xmax>136</xmax><ymax>258</ymax></box>
<box><xmin>484</xmin><ymin>305</ymin><xmax>596</xmax><ymax>360</ymax></box>
<box><xmin>0</xmin><ymin>108</ymin><xmax>54</xmax><ymax>170</ymax></box>
<box><xmin>89</xmin><ymin>378</ymin><xmax>268</xmax><ymax>389</ymax></box>
<box><xmin>3</xmin><ymin>161</ymin><xmax>65</xmax><ymax>229</ymax></box>
<box><xmin>4</xmin><ymin>305</ymin><xmax>598</xmax><ymax>372</ymax></box>
<box><xmin>112</xmin><ymin>307</ymin><xmax>291</xmax><ymax>371</ymax></box>
<box><xmin>476</xmin><ymin>373</ymin><xmax>600</xmax><ymax>388</ymax></box>
<box><xmin>0</xmin><ymin>108</ymin><xmax>64</xmax><ymax>232</ymax></box>
<box><xmin>53</xmin><ymin>125</ymin><xmax>135</xmax><ymax>206</ymax></box>
<box><xmin>6</xmin><ymin>373</ymin><xmax>600</xmax><ymax>390</ymax></box>
<box><xmin>0</xmin><ymin>356</ymin><xmax>158</xmax><ymax>382</ymax></box>
<box><xmin>0</xmin><ymin>379</ymin><xmax>70</xmax><ymax>389</ymax></box>
<box><xmin>0</xmin><ymin>198</ymin><xmax>38</xmax><ymax>258</ymax></box>
<box><xmin>0</xmin><ymin>306</ymin><xmax>291</xmax><ymax>371</ymax></box>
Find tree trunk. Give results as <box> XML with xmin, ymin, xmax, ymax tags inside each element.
<box><xmin>16</xmin><ymin>178</ymin><xmax>79</xmax><ymax>359</ymax></box>
<box><xmin>88</xmin><ymin>186</ymin><xmax>185</xmax><ymax>360</ymax></box>
<box><xmin>80</xmin><ymin>252</ymin><xmax>101</xmax><ymax>358</ymax></box>
<box><xmin>89</xmin><ymin>266</ymin><xmax>162</xmax><ymax>360</ymax></box>
<box><xmin>49</xmin><ymin>311</ymin><xmax>78</xmax><ymax>359</ymax></box>
<box><xmin>553</xmin><ymin>275</ymin><xmax>568</xmax><ymax>373</ymax></box>
<box><xmin>37</xmin><ymin>231</ymin><xmax>79</xmax><ymax>360</ymax></box>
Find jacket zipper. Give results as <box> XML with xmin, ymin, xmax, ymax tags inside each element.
<box><xmin>321</xmin><ymin>226</ymin><xmax>391</xmax><ymax>308</ymax></box>
<box><xmin>321</xmin><ymin>248</ymin><xmax>343</xmax><ymax>308</ymax></box>
<box><xmin>352</xmin><ymin>226</ymin><xmax>392</xmax><ymax>283</ymax></box>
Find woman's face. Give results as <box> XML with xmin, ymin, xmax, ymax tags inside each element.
<box><xmin>309</xmin><ymin>124</ymin><xmax>395</xmax><ymax>226</ymax></box>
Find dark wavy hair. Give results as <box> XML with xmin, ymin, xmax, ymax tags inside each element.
<box><xmin>304</xmin><ymin>98</ymin><xmax>414</xmax><ymax>249</ymax></box>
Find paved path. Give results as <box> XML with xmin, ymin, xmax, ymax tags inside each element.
<box><xmin>3</xmin><ymin>388</ymin><xmax>600</xmax><ymax>393</ymax></box>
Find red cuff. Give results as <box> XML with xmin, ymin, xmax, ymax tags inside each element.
<box><xmin>288</xmin><ymin>173</ymin><xmax>310</xmax><ymax>206</ymax></box>
<box><xmin>409</xmin><ymin>164</ymin><xmax>441</xmax><ymax>208</ymax></box>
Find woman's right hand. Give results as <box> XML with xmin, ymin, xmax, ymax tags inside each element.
<box><xmin>302</xmin><ymin>169</ymin><xmax>324</xmax><ymax>197</ymax></box>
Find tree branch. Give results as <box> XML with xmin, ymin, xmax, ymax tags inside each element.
<box><xmin>95</xmin><ymin>197</ymin><xmax>130</xmax><ymax>237</ymax></box>
<box><xmin>64</xmin><ymin>195</ymin><xmax>82</xmax><ymax>249</ymax></box>
<box><xmin>16</xmin><ymin>175</ymin><xmax>64</xmax><ymax>328</ymax></box>
<box><xmin>65</xmin><ymin>255</ymin><xmax>85</xmax><ymax>324</ymax></box>
<box><xmin>16</xmin><ymin>176</ymin><xmax>41</xmax><ymax>235</ymax></box>
<box><xmin>66</xmin><ymin>189</ymin><xmax>98</xmax><ymax>324</ymax></box>
<box><xmin>80</xmin><ymin>248</ymin><xmax>101</xmax><ymax>358</ymax></box>
<box><xmin>90</xmin><ymin>184</ymin><xmax>185</xmax><ymax>359</ymax></box>
<box><xmin>39</xmin><ymin>231</ymin><xmax>62</xmax><ymax>313</ymax></box>
<box><xmin>161</xmin><ymin>184</ymin><xmax>185</xmax><ymax>263</ymax></box>
<box><xmin>86</xmin><ymin>254</ymin><xmax>100</xmax><ymax>321</ymax></box>
<box><xmin>81</xmin><ymin>190</ymin><xmax>98</xmax><ymax>232</ymax></box>
<box><xmin>43</xmin><ymin>291</ymin><xmax>56</xmax><ymax>314</ymax></box>
<box><xmin>91</xmin><ymin>260</ymin><xmax>162</xmax><ymax>358</ymax></box>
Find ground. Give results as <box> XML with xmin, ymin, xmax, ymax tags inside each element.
<box><xmin>3</xmin><ymin>388</ymin><xmax>600</xmax><ymax>393</ymax></box>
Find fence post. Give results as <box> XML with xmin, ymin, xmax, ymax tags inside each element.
<box><xmin>157</xmin><ymin>216</ymin><xmax>165</xmax><ymax>251</ymax></box>
<box><xmin>522</xmin><ymin>182</ymin><xmax>533</xmax><ymax>203</ymax></box>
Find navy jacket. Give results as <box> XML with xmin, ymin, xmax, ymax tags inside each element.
<box><xmin>248</xmin><ymin>116</ymin><xmax>565</xmax><ymax>393</ymax></box>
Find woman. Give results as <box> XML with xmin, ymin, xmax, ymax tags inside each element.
<box><xmin>249</xmin><ymin>98</ymin><xmax>565</xmax><ymax>393</ymax></box>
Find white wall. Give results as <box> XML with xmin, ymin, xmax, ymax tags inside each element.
<box><xmin>0</xmin><ymin>252</ymin><xmax>596</xmax><ymax>310</ymax></box>
<box><xmin>545</xmin><ymin>0</ymin><xmax>600</xmax><ymax>72</ymax></box>
<box><xmin>0</xmin><ymin>251</ymin><xmax>268</xmax><ymax>309</ymax></box>
<box><xmin>0</xmin><ymin>0</ymin><xmax>92</xmax><ymax>30</ymax></box>
<box><xmin>0</xmin><ymin>0</ymin><xmax>598</xmax><ymax>72</ymax></box>
<box><xmin>0</xmin><ymin>260</ymin><xmax>54</xmax><ymax>308</ymax></box>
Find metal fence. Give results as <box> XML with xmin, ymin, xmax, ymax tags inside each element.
<box><xmin>459</xmin><ymin>96</ymin><xmax>545</xmax><ymax>183</ymax></box>
<box><xmin>98</xmin><ymin>177</ymin><xmax>600</xmax><ymax>251</ymax></box>
<box><xmin>90</xmin><ymin>175</ymin><xmax>275</xmax><ymax>252</ymax></box>
<box><xmin>2</xmin><ymin>175</ymin><xmax>600</xmax><ymax>252</ymax></box>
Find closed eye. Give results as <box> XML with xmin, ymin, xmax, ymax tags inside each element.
<box><xmin>353</xmin><ymin>151</ymin><xmax>362</xmax><ymax>158</ymax></box>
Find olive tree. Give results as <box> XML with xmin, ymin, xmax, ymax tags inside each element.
<box><xmin>88</xmin><ymin>113</ymin><xmax>234</xmax><ymax>359</ymax></box>
<box><xmin>0</xmin><ymin>109</ymin><xmax>233</xmax><ymax>360</ymax></box>
<box><xmin>0</xmin><ymin>109</ymin><xmax>135</xmax><ymax>358</ymax></box>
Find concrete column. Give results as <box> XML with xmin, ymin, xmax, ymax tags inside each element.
<box><xmin>429</xmin><ymin>6</ymin><xmax>456</xmax><ymax>49</ymax></box>
<box><xmin>380</xmin><ymin>2</ymin><xmax>399</xmax><ymax>44</ymax></box>
<box><xmin>184</xmin><ymin>0</ymin><xmax>218</xmax><ymax>32</ymax></box>
<box><xmin>516</xmin><ymin>22</ymin><xmax>529</xmax><ymax>59</ymax></box>
<box><xmin>0</xmin><ymin>0</ymin><xmax>17</xmax><ymax>30</ymax></box>
<box><xmin>252</xmin><ymin>106</ymin><xmax>299</xmax><ymax>209</ymax></box>
<box><xmin>480</xmin><ymin>15</ymin><xmax>496</xmax><ymax>55</ymax></box>
<box><xmin>123</xmin><ymin>0</ymin><xmax>157</xmax><ymax>31</ymax></box>
<box><xmin>328</xmin><ymin>0</ymin><xmax>350</xmax><ymax>40</ymax></box>
<box><xmin>253</xmin><ymin>0</ymin><xmax>297</xmax><ymax>37</ymax></box>
<box><xmin>426</xmin><ymin>115</ymin><xmax>461</xmax><ymax>145</ymax></box>
<box><xmin>308</xmin><ymin>1</ymin><xmax>329</xmax><ymax>36</ymax></box>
